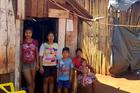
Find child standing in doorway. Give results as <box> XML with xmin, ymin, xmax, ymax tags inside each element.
<box><xmin>22</xmin><ymin>27</ymin><xmax>39</xmax><ymax>93</ymax></box>
<box><xmin>57</xmin><ymin>47</ymin><xmax>74</xmax><ymax>93</ymax></box>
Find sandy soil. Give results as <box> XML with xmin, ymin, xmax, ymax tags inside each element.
<box><xmin>95</xmin><ymin>72</ymin><xmax>140</xmax><ymax>93</ymax></box>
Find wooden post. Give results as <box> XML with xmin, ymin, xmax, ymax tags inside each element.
<box><xmin>58</xmin><ymin>19</ymin><xmax>66</xmax><ymax>56</ymax></box>
<box><xmin>15</xmin><ymin>0</ymin><xmax>25</xmax><ymax>90</ymax></box>
<box><xmin>15</xmin><ymin>19</ymin><xmax>23</xmax><ymax>90</ymax></box>
<box><xmin>65</xmin><ymin>14</ymin><xmax>78</xmax><ymax>57</ymax></box>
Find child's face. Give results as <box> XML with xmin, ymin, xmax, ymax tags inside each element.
<box><xmin>25</xmin><ymin>30</ymin><xmax>32</xmax><ymax>39</ymax></box>
<box><xmin>82</xmin><ymin>61</ymin><xmax>87</xmax><ymax>67</ymax></box>
<box><xmin>62</xmin><ymin>51</ymin><xmax>69</xmax><ymax>59</ymax></box>
<box><xmin>76</xmin><ymin>50</ymin><xmax>82</xmax><ymax>57</ymax></box>
<box><xmin>48</xmin><ymin>33</ymin><xmax>54</xmax><ymax>43</ymax></box>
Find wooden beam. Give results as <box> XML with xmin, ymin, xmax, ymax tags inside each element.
<box><xmin>17</xmin><ymin>0</ymin><xmax>25</xmax><ymax>19</ymax></box>
<box><xmin>58</xmin><ymin>19</ymin><xmax>66</xmax><ymax>55</ymax></box>
<box><xmin>14</xmin><ymin>19</ymin><xmax>23</xmax><ymax>90</ymax></box>
<box><xmin>65</xmin><ymin>14</ymin><xmax>78</xmax><ymax>57</ymax></box>
<box><xmin>15</xmin><ymin>0</ymin><xmax>25</xmax><ymax>90</ymax></box>
<box><xmin>31</xmin><ymin>0</ymin><xmax>38</xmax><ymax>17</ymax></box>
<box><xmin>48</xmin><ymin>9</ymin><xmax>69</xmax><ymax>18</ymax></box>
<box><xmin>37</xmin><ymin>0</ymin><xmax>44</xmax><ymax>17</ymax></box>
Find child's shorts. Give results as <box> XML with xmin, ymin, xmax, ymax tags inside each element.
<box><xmin>43</xmin><ymin>66</ymin><xmax>57</xmax><ymax>77</ymax></box>
<box><xmin>22</xmin><ymin>62</ymin><xmax>36</xmax><ymax>71</ymax></box>
<box><xmin>57</xmin><ymin>80</ymin><xmax>71</xmax><ymax>88</ymax></box>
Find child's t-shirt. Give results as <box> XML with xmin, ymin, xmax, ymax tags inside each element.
<box><xmin>22</xmin><ymin>39</ymin><xmax>38</xmax><ymax>64</ymax></box>
<box><xmin>57</xmin><ymin>58</ymin><xmax>74</xmax><ymax>81</ymax></box>
<box><xmin>39</xmin><ymin>43</ymin><xmax>58</xmax><ymax>66</ymax></box>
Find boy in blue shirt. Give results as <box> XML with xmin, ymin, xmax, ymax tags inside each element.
<box><xmin>57</xmin><ymin>47</ymin><xmax>74</xmax><ymax>93</ymax></box>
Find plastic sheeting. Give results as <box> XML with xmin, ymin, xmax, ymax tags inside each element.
<box><xmin>109</xmin><ymin>0</ymin><xmax>139</xmax><ymax>11</ymax></box>
<box><xmin>111</xmin><ymin>20</ymin><xmax>140</xmax><ymax>75</ymax></box>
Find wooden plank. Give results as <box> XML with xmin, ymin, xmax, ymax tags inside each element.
<box><xmin>14</xmin><ymin>19</ymin><xmax>23</xmax><ymax>90</ymax></box>
<box><xmin>17</xmin><ymin>0</ymin><xmax>25</xmax><ymax>19</ymax></box>
<box><xmin>65</xmin><ymin>14</ymin><xmax>78</xmax><ymax>57</ymax></box>
<box><xmin>48</xmin><ymin>9</ymin><xmax>69</xmax><ymax>18</ymax></box>
<box><xmin>25</xmin><ymin>0</ymin><xmax>31</xmax><ymax>17</ymax></box>
<box><xmin>85</xmin><ymin>0</ymin><xmax>90</xmax><ymax>12</ymax></box>
<box><xmin>7</xmin><ymin>0</ymin><xmax>16</xmax><ymax>73</ymax></box>
<box><xmin>37</xmin><ymin>0</ymin><xmax>44</xmax><ymax>17</ymax></box>
<box><xmin>80</xmin><ymin>0</ymin><xmax>111</xmax><ymax>75</ymax></box>
<box><xmin>31</xmin><ymin>0</ymin><xmax>38</xmax><ymax>17</ymax></box>
<box><xmin>55</xmin><ymin>0</ymin><xmax>65</xmax><ymax>4</ymax></box>
<box><xmin>0</xmin><ymin>0</ymin><xmax>8</xmax><ymax>74</ymax></box>
<box><xmin>43</xmin><ymin>0</ymin><xmax>48</xmax><ymax>17</ymax></box>
<box><xmin>0</xmin><ymin>46</ymin><xmax>7</xmax><ymax>74</ymax></box>
<box><xmin>58</xmin><ymin>19</ymin><xmax>66</xmax><ymax>55</ymax></box>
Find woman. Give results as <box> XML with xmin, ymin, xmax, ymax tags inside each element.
<box><xmin>22</xmin><ymin>27</ymin><xmax>39</xmax><ymax>93</ymax></box>
<box><xmin>72</xmin><ymin>48</ymin><xmax>96</xmax><ymax>93</ymax></box>
<box><xmin>73</xmin><ymin>48</ymin><xmax>95</xmax><ymax>73</ymax></box>
<box><xmin>39</xmin><ymin>32</ymin><xmax>58</xmax><ymax>93</ymax></box>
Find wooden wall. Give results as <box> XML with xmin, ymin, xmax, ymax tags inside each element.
<box><xmin>119</xmin><ymin>1</ymin><xmax>140</xmax><ymax>32</ymax></box>
<box><xmin>75</xmin><ymin>0</ymin><xmax>92</xmax><ymax>14</ymax></box>
<box><xmin>0</xmin><ymin>0</ymin><xmax>17</xmax><ymax>86</ymax></box>
<box><xmin>0</xmin><ymin>0</ymin><xmax>16</xmax><ymax>75</ymax></box>
<box><xmin>65</xmin><ymin>14</ymin><xmax>78</xmax><ymax>57</ymax></box>
<box><xmin>25</xmin><ymin>0</ymin><xmax>48</xmax><ymax>18</ymax></box>
<box><xmin>80</xmin><ymin>0</ymin><xmax>111</xmax><ymax>75</ymax></box>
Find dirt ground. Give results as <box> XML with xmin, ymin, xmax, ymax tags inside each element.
<box><xmin>95</xmin><ymin>72</ymin><xmax>140</xmax><ymax>93</ymax></box>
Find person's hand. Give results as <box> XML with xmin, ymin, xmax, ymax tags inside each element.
<box><xmin>90</xmin><ymin>68</ymin><xmax>96</xmax><ymax>74</ymax></box>
<box><xmin>40</xmin><ymin>66</ymin><xmax>44</xmax><ymax>74</ymax></box>
<box><xmin>36</xmin><ymin>65</ymin><xmax>39</xmax><ymax>71</ymax></box>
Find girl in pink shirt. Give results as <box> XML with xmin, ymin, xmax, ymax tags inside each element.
<box><xmin>22</xmin><ymin>27</ymin><xmax>39</xmax><ymax>93</ymax></box>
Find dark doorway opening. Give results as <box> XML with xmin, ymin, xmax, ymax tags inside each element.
<box><xmin>22</xmin><ymin>18</ymin><xmax>58</xmax><ymax>93</ymax></box>
<box><xmin>23</xmin><ymin>18</ymin><xmax>58</xmax><ymax>46</ymax></box>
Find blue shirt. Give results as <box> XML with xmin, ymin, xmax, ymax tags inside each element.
<box><xmin>57</xmin><ymin>58</ymin><xmax>74</xmax><ymax>81</ymax></box>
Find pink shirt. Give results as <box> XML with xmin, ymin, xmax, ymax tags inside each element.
<box><xmin>22</xmin><ymin>39</ymin><xmax>38</xmax><ymax>64</ymax></box>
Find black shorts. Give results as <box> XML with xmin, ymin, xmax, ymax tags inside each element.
<box><xmin>43</xmin><ymin>66</ymin><xmax>57</xmax><ymax>77</ymax></box>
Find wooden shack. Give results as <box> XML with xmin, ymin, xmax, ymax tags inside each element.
<box><xmin>0</xmin><ymin>0</ymin><xmax>93</xmax><ymax>89</ymax></box>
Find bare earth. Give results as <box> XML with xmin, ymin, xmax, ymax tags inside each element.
<box><xmin>95</xmin><ymin>73</ymin><xmax>140</xmax><ymax>93</ymax></box>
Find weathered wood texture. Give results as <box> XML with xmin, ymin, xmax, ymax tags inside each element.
<box><xmin>75</xmin><ymin>0</ymin><xmax>92</xmax><ymax>14</ymax></box>
<box><xmin>80</xmin><ymin>0</ymin><xmax>110</xmax><ymax>75</ymax></box>
<box><xmin>25</xmin><ymin>0</ymin><xmax>92</xmax><ymax>18</ymax></box>
<box><xmin>119</xmin><ymin>1</ymin><xmax>140</xmax><ymax>32</ymax></box>
<box><xmin>58</xmin><ymin>19</ymin><xmax>66</xmax><ymax>55</ymax></box>
<box><xmin>48</xmin><ymin>9</ymin><xmax>69</xmax><ymax>19</ymax></box>
<box><xmin>25</xmin><ymin>0</ymin><xmax>48</xmax><ymax>18</ymax></box>
<box><xmin>0</xmin><ymin>0</ymin><xmax>16</xmax><ymax>75</ymax></box>
<box><xmin>65</xmin><ymin>14</ymin><xmax>78</xmax><ymax>57</ymax></box>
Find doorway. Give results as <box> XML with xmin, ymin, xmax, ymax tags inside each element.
<box><xmin>22</xmin><ymin>18</ymin><xmax>58</xmax><ymax>93</ymax></box>
<box><xmin>23</xmin><ymin>18</ymin><xmax>58</xmax><ymax>46</ymax></box>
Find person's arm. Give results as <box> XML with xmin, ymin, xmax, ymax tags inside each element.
<box><xmin>36</xmin><ymin>47</ymin><xmax>39</xmax><ymax>70</ymax></box>
<box><xmin>70</xmin><ymin>62</ymin><xmax>74</xmax><ymax>81</ymax></box>
<box><xmin>57</xmin><ymin>68</ymin><xmax>59</xmax><ymax>82</ymax></box>
<box><xmin>39</xmin><ymin>44</ymin><xmax>45</xmax><ymax>74</ymax></box>
<box><xmin>56</xmin><ymin>63</ymin><xmax>60</xmax><ymax>82</ymax></box>
<box><xmin>39</xmin><ymin>56</ymin><xmax>44</xmax><ymax>74</ymax></box>
<box><xmin>87</xmin><ymin>64</ymin><xmax>96</xmax><ymax>74</ymax></box>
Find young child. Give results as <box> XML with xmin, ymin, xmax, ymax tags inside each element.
<box><xmin>78</xmin><ymin>59</ymin><xmax>96</xmax><ymax>87</ymax></box>
<box><xmin>22</xmin><ymin>27</ymin><xmax>39</xmax><ymax>93</ymax></box>
<box><xmin>57</xmin><ymin>47</ymin><xmax>74</xmax><ymax>93</ymax></box>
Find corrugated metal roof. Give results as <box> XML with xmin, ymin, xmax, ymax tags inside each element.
<box><xmin>109</xmin><ymin>0</ymin><xmax>140</xmax><ymax>11</ymax></box>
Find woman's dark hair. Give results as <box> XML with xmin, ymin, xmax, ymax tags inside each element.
<box><xmin>76</xmin><ymin>48</ymin><xmax>82</xmax><ymax>53</ymax></box>
<box><xmin>47</xmin><ymin>32</ymin><xmax>54</xmax><ymax>37</ymax></box>
<box><xmin>62</xmin><ymin>47</ymin><xmax>70</xmax><ymax>53</ymax></box>
<box><xmin>81</xmin><ymin>58</ymin><xmax>87</xmax><ymax>64</ymax></box>
<box><xmin>24</xmin><ymin>27</ymin><xmax>33</xmax><ymax>32</ymax></box>
<box><xmin>46</xmin><ymin>32</ymin><xmax>55</xmax><ymax>42</ymax></box>
<box><xmin>23</xmin><ymin>27</ymin><xmax>33</xmax><ymax>39</ymax></box>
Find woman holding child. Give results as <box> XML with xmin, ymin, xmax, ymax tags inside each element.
<box><xmin>73</xmin><ymin>48</ymin><xmax>96</xmax><ymax>93</ymax></box>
